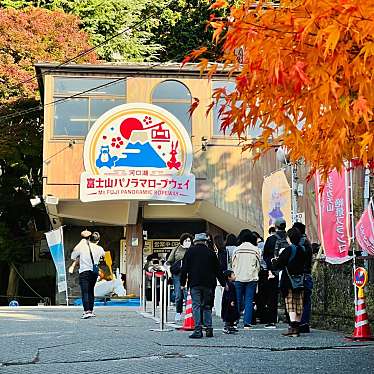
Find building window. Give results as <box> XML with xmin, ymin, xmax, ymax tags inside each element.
<box><xmin>212</xmin><ymin>80</ymin><xmax>262</xmax><ymax>139</ymax></box>
<box><xmin>53</xmin><ymin>77</ymin><xmax>126</xmax><ymax>138</ymax></box>
<box><xmin>152</xmin><ymin>80</ymin><xmax>192</xmax><ymax>137</ymax></box>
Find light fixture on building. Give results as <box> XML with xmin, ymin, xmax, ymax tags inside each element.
<box><xmin>30</xmin><ymin>196</ymin><xmax>42</xmax><ymax>207</ymax></box>
<box><xmin>275</xmin><ymin>146</ymin><xmax>290</xmax><ymax>165</ymax></box>
<box><xmin>45</xmin><ymin>195</ymin><xmax>59</xmax><ymax>205</ymax></box>
<box><xmin>201</xmin><ymin>136</ymin><xmax>208</xmax><ymax>151</ymax></box>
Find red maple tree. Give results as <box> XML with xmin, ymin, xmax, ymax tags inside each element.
<box><xmin>0</xmin><ymin>6</ymin><xmax>97</xmax><ymax>108</ymax></box>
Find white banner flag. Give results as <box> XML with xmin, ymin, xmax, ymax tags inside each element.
<box><xmin>45</xmin><ymin>227</ymin><xmax>67</xmax><ymax>293</ymax></box>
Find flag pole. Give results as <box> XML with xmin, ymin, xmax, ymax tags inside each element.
<box><xmin>60</xmin><ymin>225</ymin><xmax>69</xmax><ymax>306</ymax></box>
<box><xmin>348</xmin><ymin>162</ymin><xmax>357</xmax><ymax>306</ymax></box>
<box><xmin>291</xmin><ymin>163</ymin><xmax>298</xmax><ymax>224</ymax></box>
<box><xmin>59</xmin><ymin>226</ymin><xmax>69</xmax><ymax>306</ymax></box>
<box><xmin>362</xmin><ymin>167</ymin><xmax>370</xmax><ymax>269</ymax></box>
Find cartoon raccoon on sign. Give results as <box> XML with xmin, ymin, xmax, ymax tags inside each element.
<box><xmin>96</xmin><ymin>146</ymin><xmax>118</xmax><ymax>169</ymax></box>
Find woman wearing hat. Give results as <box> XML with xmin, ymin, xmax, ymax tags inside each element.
<box><xmin>70</xmin><ymin>231</ymin><xmax>105</xmax><ymax>319</ymax></box>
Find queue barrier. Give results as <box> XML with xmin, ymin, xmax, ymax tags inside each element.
<box><xmin>140</xmin><ymin>269</ymin><xmax>172</xmax><ymax>332</ymax></box>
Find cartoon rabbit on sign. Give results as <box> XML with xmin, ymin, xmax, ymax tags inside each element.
<box><xmin>167</xmin><ymin>141</ymin><xmax>181</xmax><ymax>170</ymax></box>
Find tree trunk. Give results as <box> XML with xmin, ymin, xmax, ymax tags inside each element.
<box><xmin>6</xmin><ymin>266</ymin><xmax>19</xmax><ymax>298</ymax></box>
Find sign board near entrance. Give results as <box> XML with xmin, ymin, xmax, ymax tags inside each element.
<box><xmin>152</xmin><ymin>239</ymin><xmax>179</xmax><ymax>254</ymax></box>
<box><xmin>143</xmin><ymin>239</ymin><xmax>179</xmax><ymax>255</ymax></box>
<box><xmin>80</xmin><ymin>103</ymin><xmax>195</xmax><ymax>203</ymax></box>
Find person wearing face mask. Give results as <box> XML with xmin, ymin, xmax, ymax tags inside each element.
<box><xmin>166</xmin><ymin>233</ymin><xmax>193</xmax><ymax>322</ymax></box>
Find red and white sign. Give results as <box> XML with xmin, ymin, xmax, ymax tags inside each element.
<box><xmin>353</xmin><ymin>267</ymin><xmax>368</xmax><ymax>288</ymax></box>
<box><xmin>355</xmin><ymin>199</ymin><xmax>374</xmax><ymax>256</ymax></box>
<box><xmin>80</xmin><ymin>103</ymin><xmax>195</xmax><ymax>203</ymax></box>
<box><xmin>315</xmin><ymin>169</ymin><xmax>351</xmax><ymax>264</ymax></box>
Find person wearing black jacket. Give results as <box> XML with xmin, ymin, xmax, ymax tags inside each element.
<box><xmin>221</xmin><ymin>270</ymin><xmax>240</xmax><ymax>334</ymax></box>
<box><xmin>262</xmin><ymin>218</ymin><xmax>288</xmax><ymax>328</ymax></box>
<box><xmin>180</xmin><ymin>233</ymin><xmax>226</xmax><ymax>339</ymax></box>
<box><xmin>215</xmin><ymin>235</ymin><xmax>227</xmax><ymax>272</ymax></box>
<box><xmin>293</xmin><ymin>222</ymin><xmax>313</xmax><ymax>333</ymax></box>
<box><xmin>271</xmin><ymin>227</ymin><xmax>306</xmax><ymax>337</ymax></box>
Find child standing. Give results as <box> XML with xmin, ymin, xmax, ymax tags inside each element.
<box><xmin>221</xmin><ymin>270</ymin><xmax>240</xmax><ymax>334</ymax></box>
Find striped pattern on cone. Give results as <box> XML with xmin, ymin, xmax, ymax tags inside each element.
<box><xmin>351</xmin><ymin>295</ymin><xmax>374</xmax><ymax>341</ymax></box>
<box><xmin>181</xmin><ymin>291</ymin><xmax>195</xmax><ymax>331</ymax></box>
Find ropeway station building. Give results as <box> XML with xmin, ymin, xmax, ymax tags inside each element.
<box><xmin>35</xmin><ymin>62</ymin><xmax>319</xmax><ymax>302</ymax></box>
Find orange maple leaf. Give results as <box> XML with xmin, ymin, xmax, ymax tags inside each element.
<box><xmin>209</xmin><ymin>0</ymin><xmax>228</xmax><ymax>10</ymax></box>
<box><xmin>188</xmin><ymin>0</ymin><xmax>374</xmax><ymax>175</ymax></box>
<box><xmin>353</xmin><ymin>96</ymin><xmax>373</xmax><ymax>124</ymax></box>
<box><xmin>289</xmin><ymin>61</ymin><xmax>310</xmax><ymax>94</ymax></box>
<box><xmin>189</xmin><ymin>47</ymin><xmax>208</xmax><ymax>60</ymax></box>
<box><xmin>323</xmin><ymin>24</ymin><xmax>341</xmax><ymax>57</ymax></box>
<box><xmin>181</xmin><ymin>56</ymin><xmax>191</xmax><ymax>67</ymax></box>
<box><xmin>353</xmin><ymin>96</ymin><xmax>369</xmax><ymax>114</ymax></box>
<box><xmin>188</xmin><ymin>97</ymin><xmax>200</xmax><ymax>118</ymax></box>
<box><xmin>210</xmin><ymin>21</ymin><xmax>225</xmax><ymax>44</ymax></box>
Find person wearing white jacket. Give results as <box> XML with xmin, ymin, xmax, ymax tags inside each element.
<box><xmin>232</xmin><ymin>230</ymin><xmax>260</xmax><ymax>329</ymax></box>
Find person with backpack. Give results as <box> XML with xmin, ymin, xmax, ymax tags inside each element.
<box><xmin>293</xmin><ymin>222</ymin><xmax>314</xmax><ymax>333</ymax></box>
<box><xmin>271</xmin><ymin>227</ymin><xmax>306</xmax><ymax>337</ymax></box>
<box><xmin>262</xmin><ymin>218</ymin><xmax>289</xmax><ymax>328</ymax></box>
<box><xmin>166</xmin><ymin>233</ymin><xmax>193</xmax><ymax>322</ymax></box>
<box><xmin>215</xmin><ymin>235</ymin><xmax>228</xmax><ymax>272</ymax></box>
<box><xmin>225</xmin><ymin>233</ymin><xmax>237</xmax><ymax>270</ymax></box>
<box><xmin>69</xmin><ymin>231</ymin><xmax>105</xmax><ymax>319</ymax></box>
<box><xmin>253</xmin><ymin>231</ymin><xmax>267</xmax><ymax>324</ymax></box>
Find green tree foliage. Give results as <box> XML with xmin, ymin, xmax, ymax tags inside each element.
<box><xmin>50</xmin><ymin>0</ymin><xmax>162</xmax><ymax>61</ymax></box>
<box><xmin>0</xmin><ymin>0</ymin><xmax>221</xmax><ymax>62</ymax></box>
<box><xmin>1</xmin><ymin>0</ymin><xmax>165</xmax><ymax>61</ymax></box>
<box><xmin>146</xmin><ymin>0</ymin><xmax>218</xmax><ymax>62</ymax></box>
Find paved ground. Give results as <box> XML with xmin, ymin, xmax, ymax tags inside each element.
<box><xmin>0</xmin><ymin>306</ymin><xmax>373</xmax><ymax>374</ymax></box>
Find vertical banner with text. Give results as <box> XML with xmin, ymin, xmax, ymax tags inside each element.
<box><xmin>356</xmin><ymin>199</ymin><xmax>374</xmax><ymax>256</ymax></box>
<box><xmin>45</xmin><ymin>227</ymin><xmax>67</xmax><ymax>292</ymax></box>
<box><xmin>315</xmin><ymin>169</ymin><xmax>351</xmax><ymax>264</ymax></box>
<box><xmin>262</xmin><ymin>170</ymin><xmax>292</xmax><ymax>239</ymax></box>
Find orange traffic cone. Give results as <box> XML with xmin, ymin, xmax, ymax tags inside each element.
<box><xmin>348</xmin><ymin>290</ymin><xmax>374</xmax><ymax>341</ymax></box>
<box><xmin>181</xmin><ymin>291</ymin><xmax>195</xmax><ymax>331</ymax></box>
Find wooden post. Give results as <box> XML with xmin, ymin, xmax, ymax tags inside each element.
<box><xmin>125</xmin><ymin>223</ymin><xmax>143</xmax><ymax>296</ymax></box>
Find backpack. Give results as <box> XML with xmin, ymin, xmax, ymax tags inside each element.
<box><xmin>170</xmin><ymin>259</ymin><xmax>183</xmax><ymax>275</ymax></box>
<box><xmin>285</xmin><ymin>244</ymin><xmax>305</xmax><ymax>290</ymax></box>
<box><xmin>274</xmin><ymin>232</ymin><xmax>289</xmax><ymax>257</ymax></box>
<box><xmin>300</xmin><ymin>235</ymin><xmax>306</xmax><ymax>246</ymax></box>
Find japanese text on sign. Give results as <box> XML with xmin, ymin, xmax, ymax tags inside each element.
<box><xmin>80</xmin><ymin>173</ymin><xmax>195</xmax><ymax>204</ymax></box>
<box><xmin>152</xmin><ymin>239</ymin><xmax>179</xmax><ymax>254</ymax></box>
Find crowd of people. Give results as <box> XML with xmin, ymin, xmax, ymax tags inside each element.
<box><xmin>70</xmin><ymin>221</ymin><xmax>315</xmax><ymax>334</ymax></box>
<box><xmin>166</xmin><ymin>218</ymin><xmax>315</xmax><ymax>338</ymax></box>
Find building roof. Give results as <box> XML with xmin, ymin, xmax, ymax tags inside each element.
<box><xmin>34</xmin><ymin>62</ymin><xmax>232</xmax><ymax>99</ymax></box>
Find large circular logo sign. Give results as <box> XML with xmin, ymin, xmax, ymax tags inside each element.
<box><xmin>84</xmin><ymin>103</ymin><xmax>192</xmax><ymax>176</ymax></box>
<box><xmin>80</xmin><ymin>103</ymin><xmax>195</xmax><ymax>203</ymax></box>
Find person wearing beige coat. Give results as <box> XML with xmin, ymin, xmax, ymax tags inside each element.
<box><xmin>232</xmin><ymin>230</ymin><xmax>260</xmax><ymax>329</ymax></box>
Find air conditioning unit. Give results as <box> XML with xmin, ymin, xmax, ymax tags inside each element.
<box><xmin>45</xmin><ymin>195</ymin><xmax>59</xmax><ymax>205</ymax></box>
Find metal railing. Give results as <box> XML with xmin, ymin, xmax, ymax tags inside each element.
<box><xmin>140</xmin><ymin>269</ymin><xmax>172</xmax><ymax>332</ymax></box>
